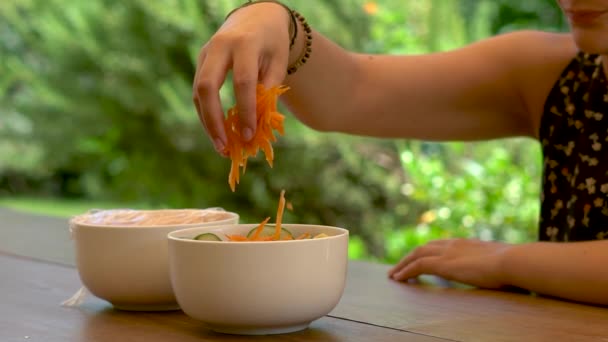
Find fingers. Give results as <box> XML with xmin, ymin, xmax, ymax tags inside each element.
<box><xmin>388</xmin><ymin>244</ymin><xmax>443</xmax><ymax>278</ymax></box>
<box><xmin>391</xmin><ymin>256</ymin><xmax>442</xmax><ymax>282</ymax></box>
<box><xmin>192</xmin><ymin>96</ymin><xmax>208</xmax><ymax>132</ymax></box>
<box><xmin>260</xmin><ymin>53</ymin><xmax>288</xmax><ymax>89</ymax></box>
<box><xmin>192</xmin><ymin>47</ymin><xmax>207</xmax><ymax>127</ymax></box>
<box><xmin>232</xmin><ymin>46</ymin><xmax>261</xmax><ymax>141</ymax></box>
<box><xmin>194</xmin><ymin>47</ymin><xmax>230</xmax><ymax>153</ymax></box>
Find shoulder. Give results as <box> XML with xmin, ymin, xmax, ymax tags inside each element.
<box><xmin>491</xmin><ymin>30</ymin><xmax>578</xmax><ymax>76</ymax></box>
<box><xmin>450</xmin><ymin>30</ymin><xmax>576</xmax><ymax>65</ymax></box>
<box><xmin>482</xmin><ymin>30</ymin><xmax>578</xmax><ymax>137</ymax></box>
<box><xmin>471</xmin><ymin>30</ymin><xmax>576</xmax><ymax>60</ymax></box>
<box><xmin>442</xmin><ymin>30</ymin><xmax>577</xmax><ymax>137</ymax></box>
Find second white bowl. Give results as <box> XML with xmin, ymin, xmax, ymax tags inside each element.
<box><xmin>168</xmin><ymin>223</ymin><xmax>349</xmax><ymax>335</ymax></box>
<box><xmin>71</xmin><ymin>209</ymin><xmax>239</xmax><ymax>311</ymax></box>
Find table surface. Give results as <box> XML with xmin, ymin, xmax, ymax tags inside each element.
<box><xmin>2</xmin><ymin>208</ymin><xmax>608</xmax><ymax>342</ymax></box>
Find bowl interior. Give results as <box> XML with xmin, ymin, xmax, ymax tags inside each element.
<box><xmin>169</xmin><ymin>223</ymin><xmax>348</xmax><ymax>242</ymax></box>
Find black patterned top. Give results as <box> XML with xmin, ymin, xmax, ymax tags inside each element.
<box><xmin>539</xmin><ymin>52</ymin><xmax>608</xmax><ymax>242</ymax></box>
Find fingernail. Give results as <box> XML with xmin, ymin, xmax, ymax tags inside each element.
<box><xmin>214</xmin><ymin>138</ymin><xmax>225</xmax><ymax>152</ymax></box>
<box><xmin>242</xmin><ymin>127</ymin><xmax>253</xmax><ymax>141</ymax></box>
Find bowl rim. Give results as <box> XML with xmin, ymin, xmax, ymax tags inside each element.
<box><xmin>70</xmin><ymin>209</ymin><xmax>239</xmax><ymax>229</ymax></box>
<box><xmin>168</xmin><ymin>223</ymin><xmax>349</xmax><ymax>245</ymax></box>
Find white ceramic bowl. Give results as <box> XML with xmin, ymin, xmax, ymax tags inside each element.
<box><xmin>168</xmin><ymin>223</ymin><xmax>349</xmax><ymax>335</ymax></box>
<box><xmin>70</xmin><ymin>209</ymin><xmax>239</xmax><ymax>311</ymax></box>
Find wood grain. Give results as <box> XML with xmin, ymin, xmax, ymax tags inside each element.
<box><xmin>0</xmin><ymin>253</ymin><xmax>444</xmax><ymax>342</ymax></box>
<box><xmin>332</xmin><ymin>261</ymin><xmax>608</xmax><ymax>342</ymax></box>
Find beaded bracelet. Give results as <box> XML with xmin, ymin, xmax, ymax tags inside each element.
<box><xmin>287</xmin><ymin>10</ymin><xmax>312</xmax><ymax>75</ymax></box>
<box><xmin>225</xmin><ymin>1</ymin><xmax>313</xmax><ymax>76</ymax></box>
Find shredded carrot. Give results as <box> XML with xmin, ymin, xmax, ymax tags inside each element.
<box><xmin>256</xmin><ymin>236</ymin><xmax>274</xmax><ymax>241</ymax></box>
<box><xmin>226</xmin><ymin>234</ymin><xmax>249</xmax><ymax>242</ymax></box>
<box><xmin>223</xmin><ymin>84</ymin><xmax>289</xmax><ymax>192</ymax></box>
<box><xmin>250</xmin><ymin>216</ymin><xmax>271</xmax><ymax>241</ymax></box>
<box><xmin>295</xmin><ymin>233</ymin><xmax>310</xmax><ymax>240</ymax></box>
<box><xmin>273</xmin><ymin>190</ymin><xmax>286</xmax><ymax>240</ymax></box>
<box><xmin>223</xmin><ymin>190</ymin><xmax>294</xmax><ymax>242</ymax></box>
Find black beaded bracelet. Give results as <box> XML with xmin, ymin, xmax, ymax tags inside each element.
<box><xmin>287</xmin><ymin>10</ymin><xmax>313</xmax><ymax>75</ymax></box>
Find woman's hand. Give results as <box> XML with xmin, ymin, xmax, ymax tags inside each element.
<box><xmin>388</xmin><ymin>238</ymin><xmax>511</xmax><ymax>289</ymax></box>
<box><xmin>192</xmin><ymin>3</ymin><xmax>292</xmax><ymax>154</ymax></box>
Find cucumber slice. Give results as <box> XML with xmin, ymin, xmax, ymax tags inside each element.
<box><xmin>246</xmin><ymin>224</ymin><xmax>293</xmax><ymax>240</ymax></box>
<box><xmin>193</xmin><ymin>232</ymin><xmax>222</xmax><ymax>241</ymax></box>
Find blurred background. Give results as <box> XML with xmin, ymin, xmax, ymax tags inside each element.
<box><xmin>0</xmin><ymin>0</ymin><xmax>567</xmax><ymax>263</ymax></box>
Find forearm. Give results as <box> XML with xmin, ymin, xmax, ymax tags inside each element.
<box><xmin>501</xmin><ymin>240</ymin><xmax>608</xmax><ymax>305</ymax></box>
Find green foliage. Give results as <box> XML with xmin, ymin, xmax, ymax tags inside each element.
<box><xmin>382</xmin><ymin>139</ymin><xmax>542</xmax><ymax>263</ymax></box>
<box><xmin>0</xmin><ymin>0</ymin><xmax>567</xmax><ymax>262</ymax></box>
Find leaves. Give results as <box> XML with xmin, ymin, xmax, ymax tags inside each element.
<box><xmin>0</xmin><ymin>0</ymin><xmax>564</xmax><ymax>261</ymax></box>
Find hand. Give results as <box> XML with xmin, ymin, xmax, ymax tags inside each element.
<box><xmin>192</xmin><ymin>3</ymin><xmax>292</xmax><ymax>153</ymax></box>
<box><xmin>388</xmin><ymin>238</ymin><xmax>511</xmax><ymax>289</ymax></box>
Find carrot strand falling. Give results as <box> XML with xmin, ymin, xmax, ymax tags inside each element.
<box><xmin>273</xmin><ymin>190</ymin><xmax>286</xmax><ymax>240</ymax></box>
<box><xmin>224</xmin><ymin>190</ymin><xmax>291</xmax><ymax>242</ymax></box>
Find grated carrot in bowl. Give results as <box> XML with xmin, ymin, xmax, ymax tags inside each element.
<box><xmin>194</xmin><ymin>190</ymin><xmax>331</xmax><ymax>242</ymax></box>
<box><xmin>223</xmin><ymin>84</ymin><xmax>289</xmax><ymax>192</ymax></box>
<box><xmin>227</xmin><ymin>189</ymin><xmax>289</xmax><ymax>242</ymax></box>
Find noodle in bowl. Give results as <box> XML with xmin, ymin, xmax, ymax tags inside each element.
<box><xmin>71</xmin><ymin>208</ymin><xmax>236</xmax><ymax>228</ymax></box>
<box><xmin>70</xmin><ymin>208</ymin><xmax>239</xmax><ymax>311</ymax></box>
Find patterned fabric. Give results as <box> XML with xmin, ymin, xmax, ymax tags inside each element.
<box><xmin>539</xmin><ymin>52</ymin><xmax>608</xmax><ymax>242</ymax></box>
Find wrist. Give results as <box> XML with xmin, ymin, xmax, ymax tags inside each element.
<box><xmin>496</xmin><ymin>242</ymin><xmax>523</xmax><ymax>287</ymax></box>
<box><xmin>287</xmin><ymin>11</ymin><xmax>313</xmax><ymax>75</ymax></box>
<box><xmin>288</xmin><ymin>15</ymin><xmax>307</xmax><ymax>68</ymax></box>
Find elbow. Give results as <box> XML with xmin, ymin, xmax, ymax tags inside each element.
<box><xmin>281</xmin><ymin>98</ymin><xmax>344</xmax><ymax>133</ymax></box>
<box><xmin>290</xmin><ymin>110</ymin><xmax>337</xmax><ymax>132</ymax></box>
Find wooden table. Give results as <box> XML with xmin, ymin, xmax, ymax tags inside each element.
<box><xmin>2</xmin><ymin>208</ymin><xmax>608</xmax><ymax>341</ymax></box>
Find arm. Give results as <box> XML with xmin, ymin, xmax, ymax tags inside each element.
<box><xmin>283</xmin><ymin>27</ymin><xmax>577</xmax><ymax>140</ymax></box>
<box><xmin>194</xmin><ymin>3</ymin><xmax>577</xmax><ymax>150</ymax></box>
<box><xmin>388</xmin><ymin>238</ymin><xmax>608</xmax><ymax>306</ymax></box>
<box><xmin>501</xmin><ymin>240</ymin><xmax>608</xmax><ymax>305</ymax></box>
